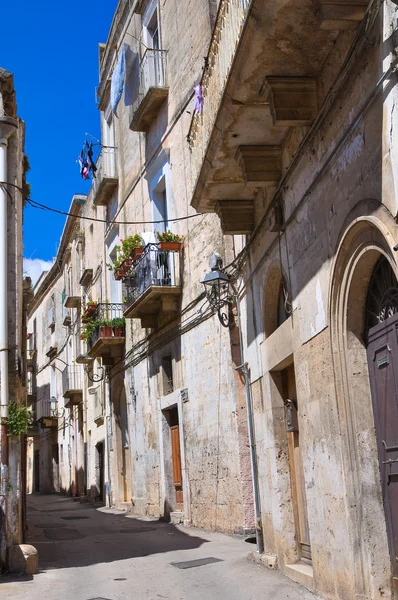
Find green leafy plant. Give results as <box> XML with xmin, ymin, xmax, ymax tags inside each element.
<box><xmin>80</xmin><ymin>318</ymin><xmax>99</xmax><ymax>341</ymax></box>
<box><xmin>107</xmin><ymin>236</ymin><xmax>144</xmax><ymax>274</ymax></box>
<box><xmin>112</xmin><ymin>317</ymin><xmax>126</xmax><ymax>329</ymax></box>
<box><xmin>99</xmin><ymin>318</ymin><xmax>113</xmax><ymax>327</ymax></box>
<box><xmin>120</xmin><ymin>235</ymin><xmax>144</xmax><ymax>255</ymax></box>
<box><xmin>156</xmin><ymin>230</ymin><xmax>183</xmax><ymax>243</ymax></box>
<box><xmin>6</xmin><ymin>403</ymin><xmax>33</xmax><ymax>436</ymax></box>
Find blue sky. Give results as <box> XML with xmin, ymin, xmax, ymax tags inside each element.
<box><xmin>0</xmin><ymin>1</ymin><xmax>118</xmax><ymax>281</ymax></box>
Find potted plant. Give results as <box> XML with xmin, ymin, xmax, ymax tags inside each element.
<box><xmin>107</xmin><ymin>236</ymin><xmax>144</xmax><ymax>280</ymax></box>
<box><xmin>83</xmin><ymin>300</ymin><xmax>97</xmax><ymax>320</ymax></box>
<box><xmin>122</xmin><ymin>234</ymin><xmax>145</xmax><ymax>261</ymax></box>
<box><xmin>156</xmin><ymin>230</ymin><xmax>183</xmax><ymax>251</ymax></box>
<box><xmin>99</xmin><ymin>319</ymin><xmax>113</xmax><ymax>338</ymax></box>
<box><xmin>112</xmin><ymin>317</ymin><xmax>126</xmax><ymax>337</ymax></box>
<box><xmin>80</xmin><ymin>318</ymin><xmax>98</xmax><ymax>344</ymax></box>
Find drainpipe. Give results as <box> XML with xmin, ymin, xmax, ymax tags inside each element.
<box><xmin>0</xmin><ymin>109</ymin><xmax>18</xmax><ymax>568</ymax></box>
<box><xmin>106</xmin><ymin>369</ymin><xmax>112</xmax><ymax>507</ymax></box>
<box><xmin>234</xmin><ymin>295</ymin><xmax>264</xmax><ymax>555</ymax></box>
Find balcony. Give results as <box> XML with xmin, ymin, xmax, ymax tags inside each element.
<box><xmin>62</xmin><ymin>366</ymin><xmax>83</xmax><ymax>408</ymax></box>
<box><xmin>187</xmin><ymin>0</ymin><xmax>252</xmax><ymax>196</ymax></box>
<box><xmin>64</xmin><ymin>294</ymin><xmax>80</xmax><ymax>309</ymax></box>
<box><xmin>27</xmin><ymin>375</ymin><xmax>37</xmax><ymax>405</ymax></box>
<box><xmin>92</xmin><ymin>152</ymin><xmax>118</xmax><ymax>207</ymax></box>
<box><xmin>186</xmin><ymin>0</ymin><xmax>347</xmax><ymax>231</ymax></box>
<box><xmin>123</xmin><ymin>244</ymin><xmax>181</xmax><ymax>329</ymax></box>
<box><xmin>79</xmin><ymin>268</ymin><xmax>93</xmax><ymax>287</ymax></box>
<box><xmin>86</xmin><ymin>303</ymin><xmax>125</xmax><ymax>360</ymax></box>
<box><xmin>63</xmin><ymin>311</ymin><xmax>72</xmax><ymax>327</ymax></box>
<box><xmin>36</xmin><ymin>398</ymin><xmax>57</xmax><ymax>428</ymax></box>
<box><xmin>130</xmin><ymin>49</ymin><xmax>168</xmax><ymax>132</ymax></box>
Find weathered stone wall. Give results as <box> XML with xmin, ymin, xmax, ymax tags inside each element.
<box><xmin>76</xmin><ymin>0</ymin><xmax>256</xmax><ymax>531</ymax></box>
<box><xmin>236</xmin><ymin>4</ymin><xmax>398</xmax><ymax>599</ymax></box>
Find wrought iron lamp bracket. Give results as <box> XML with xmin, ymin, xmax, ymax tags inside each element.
<box><xmin>84</xmin><ymin>362</ymin><xmax>106</xmax><ymax>383</ymax></box>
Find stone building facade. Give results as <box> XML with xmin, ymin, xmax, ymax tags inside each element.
<box><xmin>186</xmin><ymin>0</ymin><xmax>398</xmax><ymax>599</ymax></box>
<box><xmin>26</xmin><ymin>0</ymin><xmax>398</xmax><ymax>598</ymax></box>
<box><xmin>27</xmin><ymin>0</ymin><xmax>254</xmax><ymax>536</ymax></box>
<box><xmin>0</xmin><ymin>68</ymin><xmax>31</xmax><ymax>570</ymax></box>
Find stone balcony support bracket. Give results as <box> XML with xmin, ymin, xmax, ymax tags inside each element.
<box><xmin>266</xmin><ymin>77</ymin><xmax>317</xmax><ymax>127</ymax></box>
<box><xmin>235</xmin><ymin>145</ymin><xmax>282</xmax><ymax>185</ymax></box>
<box><xmin>215</xmin><ymin>200</ymin><xmax>255</xmax><ymax>235</ymax></box>
<box><xmin>313</xmin><ymin>0</ymin><xmax>369</xmax><ymax>30</ymax></box>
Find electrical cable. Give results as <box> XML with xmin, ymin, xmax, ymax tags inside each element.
<box><xmin>0</xmin><ymin>181</ymin><xmax>203</xmax><ymax>225</ymax></box>
<box><xmin>25</xmin><ymin>197</ymin><xmax>203</xmax><ymax>226</ymax></box>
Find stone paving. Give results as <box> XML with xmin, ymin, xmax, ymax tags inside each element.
<box><xmin>0</xmin><ymin>494</ymin><xmax>320</xmax><ymax>600</ymax></box>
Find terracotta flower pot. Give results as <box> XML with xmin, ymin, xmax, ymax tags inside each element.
<box><xmin>85</xmin><ymin>304</ymin><xmax>97</xmax><ymax>316</ymax></box>
<box><xmin>113</xmin><ymin>327</ymin><xmax>125</xmax><ymax>337</ymax></box>
<box><xmin>158</xmin><ymin>241</ymin><xmax>182</xmax><ymax>252</ymax></box>
<box><xmin>131</xmin><ymin>247</ymin><xmax>144</xmax><ymax>261</ymax></box>
<box><xmin>99</xmin><ymin>326</ymin><xmax>113</xmax><ymax>338</ymax></box>
<box><xmin>122</xmin><ymin>258</ymin><xmax>133</xmax><ymax>269</ymax></box>
<box><xmin>114</xmin><ymin>268</ymin><xmax>125</xmax><ymax>281</ymax></box>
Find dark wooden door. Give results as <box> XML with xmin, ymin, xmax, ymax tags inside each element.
<box><xmin>367</xmin><ymin>313</ymin><xmax>398</xmax><ymax>578</ymax></box>
<box><xmin>170</xmin><ymin>424</ymin><xmax>184</xmax><ymax>511</ymax></box>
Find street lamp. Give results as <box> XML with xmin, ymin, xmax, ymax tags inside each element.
<box><xmin>50</xmin><ymin>397</ymin><xmax>65</xmax><ymax>419</ymax></box>
<box><xmin>201</xmin><ymin>252</ymin><xmax>234</xmax><ymax>328</ymax></box>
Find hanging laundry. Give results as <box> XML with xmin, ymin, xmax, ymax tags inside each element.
<box><xmin>77</xmin><ymin>141</ymin><xmax>97</xmax><ymax>180</ymax></box>
<box><xmin>194</xmin><ymin>84</ymin><xmax>203</xmax><ymax>114</ymax></box>
<box><xmin>78</xmin><ymin>143</ymin><xmax>90</xmax><ymax>180</ymax></box>
<box><xmin>111</xmin><ymin>45</ymin><xmax>126</xmax><ymax>115</ymax></box>
<box><xmin>87</xmin><ymin>142</ymin><xmax>97</xmax><ymax>179</ymax></box>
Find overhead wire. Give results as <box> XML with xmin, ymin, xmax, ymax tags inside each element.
<box><xmin>0</xmin><ymin>182</ymin><xmax>203</xmax><ymax>226</ymax></box>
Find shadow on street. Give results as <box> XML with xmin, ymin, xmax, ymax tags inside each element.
<box><xmin>8</xmin><ymin>493</ymin><xmax>209</xmax><ymax>573</ymax></box>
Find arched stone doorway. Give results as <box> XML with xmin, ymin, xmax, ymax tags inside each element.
<box><xmin>330</xmin><ymin>214</ymin><xmax>397</xmax><ymax>598</ymax></box>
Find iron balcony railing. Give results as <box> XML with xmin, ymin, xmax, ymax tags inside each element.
<box><xmin>123</xmin><ymin>243</ymin><xmax>181</xmax><ymax>312</ymax></box>
<box><xmin>87</xmin><ymin>302</ymin><xmax>124</xmax><ymax>351</ymax></box>
<box><xmin>62</xmin><ymin>366</ymin><xmax>83</xmax><ymax>396</ymax></box>
<box><xmin>132</xmin><ymin>49</ymin><xmax>168</xmax><ymax>112</ymax></box>
<box><xmin>187</xmin><ymin>0</ymin><xmax>252</xmax><ymax>185</ymax></box>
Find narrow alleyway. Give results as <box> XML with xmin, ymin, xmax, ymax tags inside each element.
<box><xmin>1</xmin><ymin>495</ymin><xmax>317</xmax><ymax>600</ymax></box>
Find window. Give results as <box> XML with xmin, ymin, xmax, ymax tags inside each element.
<box><xmin>102</xmin><ymin>104</ymin><xmax>116</xmax><ymax>177</ymax></box>
<box><xmin>61</xmin><ymin>288</ymin><xmax>66</xmax><ymax>319</ymax></box>
<box><xmin>106</xmin><ymin>230</ymin><xmax>121</xmax><ymax>303</ymax></box>
<box><xmin>50</xmin><ymin>365</ymin><xmax>56</xmax><ymax>401</ymax></box>
<box><xmin>48</xmin><ymin>294</ymin><xmax>56</xmax><ymax>330</ymax></box>
<box><xmin>142</xmin><ymin>2</ymin><xmax>160</xmax><ymax>51</ymax></box>
<box><xmin>148</xmin><ymin>153</ymin><xmax>171</xmax><ymax>235</ymax></box>
<box><xmin>106</xmin><ymin>192</ymin><xmax>118</xmax><ymax>229</ymax></box>
<box><xmin>162</xmin><ymin>355</ymin><xmax>173</xmax><ymax>396</ymax></box>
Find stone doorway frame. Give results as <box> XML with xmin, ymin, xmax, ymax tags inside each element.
<box><xmin>329</xmin><ymin>211</ymin><xmax>396</xmax><ymax>599</ymax></box>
